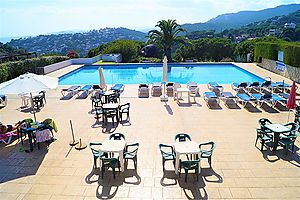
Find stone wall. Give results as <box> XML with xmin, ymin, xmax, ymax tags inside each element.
<box><xmin>258</xmin><ymin>58</ymin><xmax>300</xmax><ymax>83</ymax></box>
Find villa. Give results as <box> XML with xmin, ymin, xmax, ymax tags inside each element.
<box><xmin>0</xmin><ymin>59</ymin><xmax>299</xmax><ymax>199</ymax></box>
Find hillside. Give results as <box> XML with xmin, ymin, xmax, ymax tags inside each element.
<box><xmin>8</xmin><ymin>28</ymin><xmax>146</xmax><ymax>56</ymax></box>
<box><xmin>182</xmin><ymin>4</ymin><xmax>300</xmax><ymax>32</ymax></box>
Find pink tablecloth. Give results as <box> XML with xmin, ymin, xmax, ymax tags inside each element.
<box><xmin>35</xmin><ymin>129</ymin><xmax>52</xmax><ymax>143</ymax></box>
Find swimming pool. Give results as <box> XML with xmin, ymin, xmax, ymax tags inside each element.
<box><xmin>58</xmin><ymin>63</ymin><xmax>265</xmax><ymax>85</ymax></box>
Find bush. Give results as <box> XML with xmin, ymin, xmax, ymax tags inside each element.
<box><xmin>66</xmin><ymin>50</ymin><xmax>79</xmax><ymax>58</ymax></box>
<box><xmin>138</xmin><ymin>57</ymin><xmax>161</xmax><ymax>63</ymax></box>
<box><xmin>0</xmin><ymin>56</ymin><xmax>68</xmax><ymax>83</ymax></box>
<box><xmin>101</xmin><ymin>40</ymin><xmax>141</xmax><ymax>63</ymax></box>
<box><xmin>254</xmin><ymin>41</ymin><xmax>300</xmax><ymax>68</ymax></box>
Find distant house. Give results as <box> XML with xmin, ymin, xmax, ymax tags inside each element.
<box><xmin>284</xmin><ymin>23</ymin><xmax>296</xmax><ymax>29</ymax></box>
<box><xmin>101</xmin><ymin>53</ymin><xmax>122</xmax><ymax>63</ymax></box>
<box><xmin>268</xmin><ymin>29</ymin><xmax>279</xmax><ymax>36</ymax></box>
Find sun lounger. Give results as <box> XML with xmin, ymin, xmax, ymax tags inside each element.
<box><xmin>0</xmin><ymin>131</ymin><xmax>17</xmax><ymax>144</ymax></box>
<box><xmin>278</xmin><ymin>92</ymin><xmax>289</xmax><ymax>99</ymax></box>
<box><xmin>207</xmin><ymin>82</ymin><xmax>223</xmax><ymax>91</ymax></box>
<box><xmin>247</xmin><ymin>82</ymin><xmax>260</xmax><ymax>92</ymax></box>
<box><xmin>203</xmin><ymin>92</ymin><xmax>220</xmax><ymax>105</ymax></box>
<box><xmin>236</xmin><ymin>93</ymin><xmax>254</xmax><ymax>107</ymax></box>
<box><xmin>61</xmin><ymin>85</ymin><xmax>81</xmax><ymax>97</ymax></box>
<box><xmin>0</xmin><ymin>95</ymin><xmax>7</xmax><ymax>107</ymax></box>
<box><xmin>77</xmin><ymin>85</ymin><xmax>92</xmax><ymax>97</ymax></box>
<box><xmin>152</xmin><ymin>82</ymin><xmax>162</xmax><ymax>97</ymax></box>
<box><xmin>138</xmin><ymin>84</ymin><xmax>149</xmax><ymax>98</ymax></box>
<box><xmin>273</xmin><ymin>82</ymin><xmax>291</xmax><ymax>92</ymax></box>
<box><xmin>252</xmin><ymin>93</ymin><xmax>286</xmax><ymax>107</ymax></box>
<box><xmin>232</xmin><ymin>82</ymin><xmax>249</xmax><ymax>91</ymax></box>
<box><xmin>221</xmin><ymin>92</ymin><xmax>237</xmax><ymax>104</ymax></box>
<box><xmin>111</xmin><ymin>84</ymin><xmax>125</xmax><ymax>93</ymax></box>
<box><xmin>166</xmin><ymin>82</ymin><xmax>174</xmax><ymax>97</ymax></box>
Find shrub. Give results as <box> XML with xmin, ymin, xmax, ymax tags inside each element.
<box><xmin>0</xmin><ymin>56</ymin><xmax>68</xmax><ymax>83</ymax></box>
<box><xmin>66</xmin><ymin>50</ymin><xmax>80</xmax><ymax>58</ymax></box>
<box><xmin>254</xmin><ymin>41</ymin><xmax>300</xmax><ymax>68</ymax></box>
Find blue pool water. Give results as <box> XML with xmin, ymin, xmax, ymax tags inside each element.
<box><xmin>58</xmin><ymin>63</ymin><xmax>265</xmax><ymax>85</ymax></box>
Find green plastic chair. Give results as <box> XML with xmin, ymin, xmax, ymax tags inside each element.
<box><xmin>88</xmin><ymin>142</ymin><xmax>108</xmax><ymax>169</ymax></box>
<box><xmin>100</xmin><ymin>157</ymin><xmax>120</xmax><ymax>179</ymax></box>
<box><xmin>124</xmin><ymin>143</ymin><xmax>139</xmax><ymax>170</ymax></box>
<box><xmin>255</xmin><ymin>129</ymin><xmax>273</xmax><ymax>151</ymax></box>
<box><xmin>174</xmin><ymin>133</ymin><xmax>192</xmax><ymax>142</ymax></box>
<box><xmin>158</xmin><ymin>144</ymin><xmax>176</xmax><ymax>171</ymax></box>
<box><xmin>180</xmin><ymin>158</ymin><xmax>201</xmax><ymax>182</ymax></box>
<box><xmin>17</xmin><ymin>118</ymin><xmax>34</xmax><ymax>144</ymax></box>
<box><xmin>199</xmin><ymin>141</ymin><xmax>216</xmax><ymax>168</ymax></box>
<box><xmin>119</xmin><ymin>103</ymin><xmax>130</xmax><ymax>122</ymax></box>
<box><xmin>278</xmin><ymin>132</ymin><xmax>299</xmax><ymax>155</ymax></box>
<box><xmin>109</xmin><ymin>133</ymin><xmax>125</xmax><ymax>140</ymax></box>
<box><xmin>258</xmin><ymin>118</ymin><xmax>273</xmax><ymax>133</ymax></box>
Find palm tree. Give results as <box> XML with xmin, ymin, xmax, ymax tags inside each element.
<box><xmin>147</xmin><ymin>19</ymin><xmax>186</xmax><ymax>61</ymax></box>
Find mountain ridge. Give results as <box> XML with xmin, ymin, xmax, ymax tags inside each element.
<box><xmin>181</xmin><ymin>4</ymin><xmax>300</xmax><ymax>32</ymax></box>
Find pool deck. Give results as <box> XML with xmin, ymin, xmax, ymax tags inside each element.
<box><xmin>0</xmin><ymin>63</ymin><xmax>299</xmax><ymax>199</ymax></box>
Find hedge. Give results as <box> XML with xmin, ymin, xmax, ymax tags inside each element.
<box><xmin>254</xmin><ymin>42</ymin><xmax>300</xmax><ymax>68</ymax></box>
<box><xmin>0</xmin><ymin>56</ymin><xmax>68</xmax><ymax>83</ymax></box>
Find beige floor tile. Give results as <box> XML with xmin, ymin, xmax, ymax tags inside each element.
<box><xmin>218</xmin><ymin>187</ymin><xmax>232</xmax><ymax>199</ymax></box>
<box><xmin>230</xmin><ymin>188</ymin><xmax>252</xmax><ymax>199</ymax></box>
<box><xmin>128</xmin><ymin>186</ymin><xmax>151</xmax><ymax>198</ymax></box>
<box><xmin>62</xmin><ymin>185</ymin><xmax>87</xmax><ymax>196</ymax></box>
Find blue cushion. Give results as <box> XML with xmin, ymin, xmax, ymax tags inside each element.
<box><xmin>111</xmin><ymin>84</ymin><xmax>124</xmax><ymax>91</ymax></box>
<box><xmin>204</xmin><ymin>92</ymin><xmax>217</xmax><ymax>98</ymax></box>
<box><xmin>237</xmin><ymin>93</ymin><xmax>251</xmax><ymax>101</ymax></box>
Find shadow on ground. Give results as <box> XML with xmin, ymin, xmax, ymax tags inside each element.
<box><xmin>0</xmin><ymin>139</ymin><xmax>48</xmax><ymax>183</ymax></box>
<box><xmin>159</xmin><ymin>167</ymin><xmax>223</xmax><ymax>200</ymax></box>
<box><xmin>85</xmin><ymin>166</ymin><xmax>141</xmax><ymax>199</ymax></box>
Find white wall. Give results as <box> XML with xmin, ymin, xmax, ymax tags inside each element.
<box><xmin>43</xmin><ymin>55</ymin><xmax>102</xmax><ymax>74</ymax></box>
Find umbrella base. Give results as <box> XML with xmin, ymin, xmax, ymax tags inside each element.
<box><xmin>160</xmin><ymin>94</ymin><xmax>168</xmax><ymax>102</ymax></box>
<box><xmin>69</xmin><ymin>140</ymin><xmax>79</xmax><ymax>146</ymax></box>
<box><xmin>75</xmin><ymin>142</ymin><xmax>87</xmax><ymax>150</ymax></box>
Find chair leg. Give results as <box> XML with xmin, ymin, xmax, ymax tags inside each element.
<box><xmin>184</xmin><ymin>169</ymin><xmax>188</xmax><ymax>182</ymax></box>
<box><xmin>134</xmin><ymin>157</ymin><xmax>137</xmax><ymax>170</ymax></box>
<box><xmin>261</xmin><ymin>140</ymin><xmax>265</xmax><ymax>151</ymax></box>
<box><xmin>208</xmin><ymin>156</ymin><xmax>212</xmax><ymax>168</ymax></box>
<box><xmin>196</xmin><ymin>168</ymin><xmax>199</xmax><ymax>181</ymax></box>
<box><xmin>93</xmin><ymin>157</ymin><xmax>97</xmax><ymax>169</ymax></box>
<box><xmin>101</xmin><ymin>165</ymin><xmax>104</xmax><ymax>178</ymax></box>
<box><xmin>162</xmin><ymin>159</ymin><xmax>165</xmax><ymax>171</ymax></box>
<box><xmin>112</xmin><ymin>166</ymin><xmax>116</xmax><ymax>179</ymax></box>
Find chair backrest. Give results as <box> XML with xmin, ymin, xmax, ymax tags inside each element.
<box><xmin>174</xmin><ymin>133</ymin><xmax>192</xmax><ymax>142</ymax></box>
<box><xmin>89</xmin><ymin>142</ymin><xmax>102</xmax><ymax>155</ymax></box>
<box><xmin>120</xmin><ymin>103</ymin><xmax>130</xmax><ymax>111</ymax></box>
<box><xmin>199</xmin><ymin>141</ymin><xmax>216</xmax><ymax>157</ymax></box>
<box><xmin>109</xmin><ymin>133</ymin><xmax>125</xmax><ymax>140</ymax></box>
<box><xmin>212</xmin><ymin>87</ymin><xmax>221</xmax><ymax>97</ymax></box>
<box><xmin>258</xmin><ymin>118</ymin><xmax>272</xmax><ymax>130</ymax></box>
<box><xmin>158</xmin><ymin>144</ymin><xmax>174</xmax><ymax>157</ymax></box>
<box><xmin>125</xmin><ymin>143</ymin><xmax>139</xmax><ymax>155</ymax></box>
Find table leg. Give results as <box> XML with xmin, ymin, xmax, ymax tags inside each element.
<box><xmin>272</xmin><ymin>133</ymin><xmax>279</xmax><ymax>151</ymax></box>
<box><xmin>175</xmin><ymin>153</ymin><xmax>180</xmax><ymax>175</ymax></box>
<box><xmin>188</xmin><ymin>91</ymin><xmax>190</xmax><ymax>103</ymax></box>
<box><xmin>27</xmin><ymin>132</ymin><xmax>33</xmax><ymax>151</ymax></box>
<box><xmin>120</xmin><ymin>150</ymin><xmax>125</xmax><ymax>172</ymax></box>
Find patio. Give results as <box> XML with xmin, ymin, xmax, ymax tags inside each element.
<box><xmin>0</xmin><ymin>63</ymin><xmax>299</xmax><ymax>199</ymax></box>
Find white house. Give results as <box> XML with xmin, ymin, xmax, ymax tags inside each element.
<box><xmin>101</xmin><ymin>54</ymin><xmax>122</xmax><ymax>63</ymax></box>
<box><xmin>284</xmin><ymin>23</ymin><xmax>296</xmax><ymax>29</ymax></box>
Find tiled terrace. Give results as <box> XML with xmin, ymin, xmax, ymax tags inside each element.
<box><xmin>0</xmin><ymin>63</ymin><xmax>299</xmax><ymax>199</ymax></box>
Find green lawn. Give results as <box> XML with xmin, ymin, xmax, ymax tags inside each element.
<box><xmin>93</xmin><ymin>60</ymin><xmax>116</xmax><ymax>65</ymax></box>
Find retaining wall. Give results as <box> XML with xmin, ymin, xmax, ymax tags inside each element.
<box><xmin>258</xmin><ymin>58</ymin><xmax>300</xmax><ymax>83</ymax></box>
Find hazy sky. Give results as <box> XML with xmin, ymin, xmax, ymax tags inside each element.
<box><xmin>0</xmin><ymin>0</ymin><xmax>299</xmax><ymax>37</ymax></box>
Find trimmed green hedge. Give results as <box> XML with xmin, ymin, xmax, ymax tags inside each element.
<box><xmin>0</xmin><ymin>56</ymin><xmax>68</xmax><ymax>83</ymax></box>
<box><xmin>254</xmin><ymin>42</ymin><xmax>300</xmax><ymax>68</ymax></box>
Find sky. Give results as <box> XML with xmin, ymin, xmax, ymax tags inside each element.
<box><xmin>0</xmin><ymin>0</ymin><xmax>299</xmax><ymax>38</ymax></box>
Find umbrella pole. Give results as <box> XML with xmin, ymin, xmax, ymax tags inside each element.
<box><xmin>287</xmin><ymin>110</ymin><xmax>291</xmax><ymax>123</ymax></box>
<box><xmin>30</xmin><ymin>93</ymin><xmax>37</xmax><ymax>122</ymax></box>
